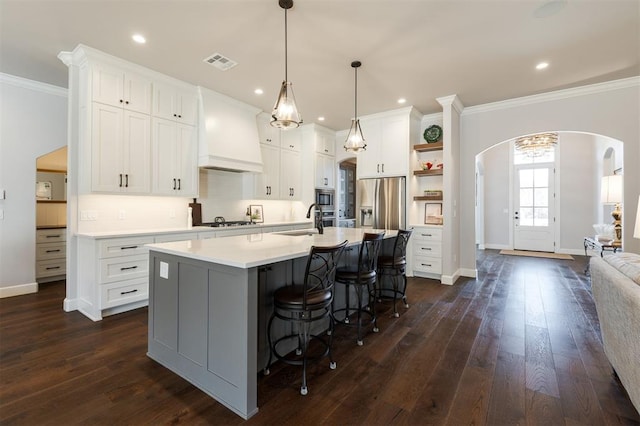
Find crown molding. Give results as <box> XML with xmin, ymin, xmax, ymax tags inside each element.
<box><xmin>0</xmin><ymin>72</ymin><xmax>67</xmax><ymax>97</ymax></box>
<box><xmin>462</xmin><ymin>76</ymin><xmax>640</xmax><ymax>116</ymax></box>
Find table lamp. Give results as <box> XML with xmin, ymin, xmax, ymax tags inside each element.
<box><xmin>601</xmin><ymin>175</ymin><xmax>623</xmax><ymax>243</ymax></box>
<box><xmin>634</xmin><ymin>195</ymin><xmax>640</xmax><ymax>240</ymax></box>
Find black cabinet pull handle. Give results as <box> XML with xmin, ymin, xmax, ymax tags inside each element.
<box><xmin>120</xmin><ymin>245</ymin><xmax>138</xmax><ymax>250</ymax></box>
<box><xmin>119</xmin><ymin>99</ymin><xmax>123</xmax><ymax>103</ymax></box>
<box><xmin>377</xmin><ymin>164</ymin><xmax>380</xmax><ymax>173</ymax></box>
<box><xmin>125</xmin><ymin>100</ymin><xmax>129</xmax><ymax>105</ymax></box>
<box><xmin>45</xmin><ymin>266</ymin><xmax>61</xmax><ymax>270</ymax></box>
<box><xmin>382</xmin><ymin>164</ymin><xmax>385</xmax><ymax>173</ymax></box>
<box><xmin>178</xmin><ymin>178</ymin><xmax>181</xmax><ymax>190</ymax></box>
<box><xmin>421</xmin><ymin>263</ymin><xmax>432</xmax><ymax>267</ymax></box>
<box><xmin>421</xmin><ymin>234</ymin><xmax>432</xmax><ymax>237</ymax></box>
<box><xmin>125</xmin><ymin>174</ymin><xmax>129</xmax><ymax>188</ymax></box>
<box><xmin>421</xmin><ymin>247</ymin><xmax>432</xmax><ymax>251</ymax></box>
<box><xmin>178</xmin><ymin>115</ymin><xmax>182</xmax><ymax>118</ymax></box>
<box><xmin>120</xmin><ymin>266</ymin><xmax>138</xmax><ymax>271</ymax></box>
<box><xmin>120</xmin><ymin>289</ymin><xmax>138</xmax><ymax>295</ymax></box>
<box><xmin>173</xmin><ymin>178</ymin><xmax>177</xmax><ymax>190</ymax></box>
<box><xmin>119</xmin><ymin>174</ymin><xmax>123</xmax><ymax>187</ymax></box>
<box><xmin>173</xmin><ymin>113</ymin><xmax>177</xmax><ymax>117</ymax></box>
<box><xmin>45</xmin><ymin>235</ymin><xmax>61</xmax><ymax>238</ymax></box>
<box><xmin>45</xmin><ymin>249</ymin><xmax>61</xmax><ymax>253</ymax></box>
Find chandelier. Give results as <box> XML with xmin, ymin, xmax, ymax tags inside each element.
<box><xmin>514</xmin><ymin>132</ymin><xmax>558</xmax><ymax>157</ymax></box>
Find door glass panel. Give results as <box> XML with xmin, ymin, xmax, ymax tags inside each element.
<box><xmin>520</xmin><ymin>188</ymin><xmax>533</xmax><ymax>206</ymax></box>
<box><xmin>534</xmin><ymin>207</ymin><xmax>548</xmax><ymax>226</ymax></box>
<box><xmin>519</xmin><ymin>169</ymin><xmax>533</xmax><ymax>187</ymax></box>
<box><xmin>534</xmin><ymin>188</ymin><xmax>548</xmax><ymax>207</ymax></box>
<box><xmin>534</xmin><ymin>168</ymin><xmax>548</xmax><ymax>186</ymax></box>
<box><xmin>520</xmin><ymin>207</ymin><xmax>534</xmax><ymax>226</ymax></box>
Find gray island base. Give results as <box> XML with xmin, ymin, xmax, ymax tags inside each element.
<box><xmin>146</xmin><ymin>227</ymin><xmax>396</xmax><ymax>419</ymax></box>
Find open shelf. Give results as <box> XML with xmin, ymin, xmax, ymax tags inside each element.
<box><xmin>414</xmin><ymin>169</ymin><xmax>443</xmax><ymax>176</ymax></box>
<box><xmin>414</xmin><ymin>142</ymin><xmax>443</xmax><ymax>152</ymax></box>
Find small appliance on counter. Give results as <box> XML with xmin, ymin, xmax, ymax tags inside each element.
<box><xmin>201</xmin><ymin>216</ymin><xmax>254</xmax><ymax>228</ymax></box>
<box><xmin>189</xmin><ymin>198</ymin><xmax>203</xmax><ymax>226</ymax></box>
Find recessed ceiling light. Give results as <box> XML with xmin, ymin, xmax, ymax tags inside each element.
<box><xmin>536</xmin><ymin>62</ymin><xmax>549</xmax><ymax>70</ymax></box>
<box><xmin>254</xmin><ymin>88</ymin><xmax>263</xmax><ymax>95</ymax></box>
<box><xmin>397</xmin><ymin>98</ymin><xmax>406</xmax><ymax>104</ymax></box>
<box><xmin>132</xmin><ymin>34</ymin><xmax>146</xmax><ymax>44</ymax></box>
<box><xmin>318</xmin><ymin>116</ymin><xmax>325</xmax><ymax>121</ymax></box>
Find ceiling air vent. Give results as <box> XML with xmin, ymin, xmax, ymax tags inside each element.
<box><xmin>203</xmin><ymin>53</ymin><xmax>237</xmax><ymax>71</ymax></box>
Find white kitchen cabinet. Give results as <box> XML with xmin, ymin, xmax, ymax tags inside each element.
<box><xmin>255</xmin><ymin>138</ymin><xmax>301</xmax><ymax>200</ymax></box>
<box><xmin>356</xmin><ymin>108</ymin><xmax>418</xmax><ymax>179</ymax></box>
<box><xmin>315</xmin><ymin>153</ymin><xmax>335</xmax><ymax>189</ymax></box>
<box><xmin>91</xmin><ymin>102</ymin><xmax>151</xmax><ymax>193</ymax></box>
<box><xmin>36</xmin><ymin>228</ymin><xmax>66</xmax><ymax>282</ymax></box>
<box><xmin>280</xmin><ymin>128</ymin><xmax>302</xmax><ymax>152</ymax></box>
<box><xmin>152</xmin><ymin>81</ymin><xmax>198</xmax><ymax>125</ymax></box>
<box><xmin>255</xmin><ymin>144</ymin><xmax>281</xmax><ymax>199</ymax></box>
<box><xmin>92</xmin><ymin>64</ymin><xmax>152</xmax><ymax>114</ymax></box>
<box><xmin>315</xmin><ymin>127</ymin><xmax>336</xmax><ymax>156</ymax></box>
<box><xmin>410</xmin><ymin>226</ymin><xmax>442</xmax><ymax>278</ymax></box>
<box><xmin>256</xmin><ymin>112</ymin><xmax>280</xmax><ymax>147</ymax></box>
<box><xmin>152</xmin><ymin>118</ymin><xmax>197</xmax><ymax>196</ymax></box>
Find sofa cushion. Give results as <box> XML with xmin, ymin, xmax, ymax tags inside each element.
<box><xmin>604</xmin><ymin>253</ymin><xmax>640</xmax><ymax>285</ymax></box>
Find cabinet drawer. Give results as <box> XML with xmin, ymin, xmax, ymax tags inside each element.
<box><xmin>100</xmin><ymin>278</ymin><xmax>148</xmax><ymax>309</ymax></box>
<box><xmin>414</xmin><ymin>241</ymin><xmax>442</xmax><ymax>257</ymax></box>
<box><xmin>99</xmin><ymin>236</ymin><xmax>153</xmax><ymax>258</ymax></box>
<box><xmin>99</xmin><ymin>254</ymin><xmax>149</xmax><ymax>284</ymax></box>
<box><xmin>36</xmin><ymin>242</ymin><xmax>66</xmax><ymax>260</ymax></box>
<box><xmin>412</xmin><ymin>228</ymin><xmax>442</xmax><ymax>242</ymax></box>
<box><xmin>36</xmin><ymin>229</ymin><xmax>67</xmax><ymax>243</ymax></box>
<box><xmin>413</xmin><ymin>255</ymin><xmax>442</xmax><ymax>274</ymax></box>
<box><xmin>36</xmin><ymin>259</ymin><xmax>66</xmax><ymax>278</ymax></box>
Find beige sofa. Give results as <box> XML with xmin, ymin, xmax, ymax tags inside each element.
<box><xmin>590</xmin><ymin>253</ymin><xmax>640</xmax><ymax>413</ymax></box>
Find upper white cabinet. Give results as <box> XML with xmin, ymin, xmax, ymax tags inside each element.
<box><xmin>152</xmin><ymin>118</ymin><xmax>197</xmax><ymax>196</ymax></box>
<box><xmin>315</xmin><ymin>153</ymin><xmax>335</xmax><ymax>189</ymax></box>
<box><xmin>356</xmin><ymin>108</ymin><xmax>420</xmax><ymax>179</ymax></box>
<box><xmin>255</xmin><ymin>144</ymin><xmax>280</xmax><ymax>199</ymax></box>
<box><xmin>91</xmin><ymin>103</ymin><xmax>151</xmax><ymax>193</ymax></box>
<box><xmin>153</xmin><ymin>81</ymin><xmax>198</xmax><ymax>125</ymax></box>
<box><xmin>281</xmin><ymin>129</ymin><xmax>302</xmax><ymax>152</ymax></box>
<box><xmin>256</xmin><ymin>113</ymin><xmax>280</xmax><ymax>147</ymax></box>
<box><xmin>92</xmin><ymin>64</ymin><xmax>152</xmax><ymax>114</ymax></box>
<box><xmin>315</xmin><ymin>127</ymin><xmax>335</xmax><ymax>156</ymax></box>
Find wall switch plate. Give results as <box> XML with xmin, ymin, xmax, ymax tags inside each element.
<box><xmin>80</xmin><ymin>210</ymin><xmax>97</xmax><ymax>221</ymax></box>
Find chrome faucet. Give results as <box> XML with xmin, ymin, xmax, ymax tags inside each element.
<box><xmin>306</xmin><ymin>203</ymin><xmax>324</xmax><ymax>234</ymax></box>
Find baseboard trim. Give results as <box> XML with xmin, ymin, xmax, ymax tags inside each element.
<box><xmin>0</xmin><ymin>282</ymin><xmax>38</xmax><ymax>298</ymax></box>
<box><xmin>63</xmin><ymin>297</ymin><xmax>77</xmax><ymax>312</ymax></box>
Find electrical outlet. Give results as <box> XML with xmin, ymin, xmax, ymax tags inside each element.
<box><xmin>118</xmin><ymin>210</ymin><xmax>126</xmax><ymax>220</ymax></box>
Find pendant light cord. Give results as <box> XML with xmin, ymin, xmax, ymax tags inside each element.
<box><xmin>354</xmin><ymin>65</ymin><xmax>358</xmax><ymax>119</ymax></box>
<box><xmin>284</xmin><ymin>7</ymin><xmax>288</xmax><ymax>82</ymax></box>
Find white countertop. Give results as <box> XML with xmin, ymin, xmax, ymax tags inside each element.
<box><xmin>76</xmin><ymin>220</ymin><xmax>313</xmax><ymax>239</ymax></box>
<box><xmin>147</xmin><ymin>227</ymin><xmax>397</xmax><ymax>269</ymax></box>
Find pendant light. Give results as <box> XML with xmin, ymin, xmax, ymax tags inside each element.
<box><xmin>344</xmin><ymin>61</ymin><xmax>366</xmax><ymax>152</ymax></box>
<box><xmin>270</xmin><ymin>0</ymin><xmax>302</xmax><ymax>129</ymax></box>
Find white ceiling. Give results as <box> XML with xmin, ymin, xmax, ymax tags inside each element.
<box><xmin>1</xmin><ymin>0</ymin><xmax>638</xmax><ymax>131</ymax></box>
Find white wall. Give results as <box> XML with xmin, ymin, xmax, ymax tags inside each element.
<box><xmin>479</xmin><ymin>142</ymin><xmax>510</xmax><ymax>249</ymax></box>
<box><xmin>460</xmin><ymin>78</ymin><xmax>640</xmax><ymax>273</ymax></box>
<box><xmin>0</xmin><ymin>74</ymin><xmax>67</xmax><ymax>295</ymax></box>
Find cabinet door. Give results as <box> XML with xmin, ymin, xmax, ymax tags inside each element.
<box><xmin>123</xmin><ymin>71</ymin><xmax>152</xmax><ymax>114</ymax></box>
<box><xmin>316</xmin><ymin>130</ymin><xmax>335</xmax><ymax>155</ymax></box>
<box><xmin>255</xmin><ymin>144</ymin><xmax>280</xmax><ymax>199</ymax></box>
<box><xmin>175</xmin><ymin>89</ymin><xmax>198</xmax><ymax>125</ymax></box>
<box><xmin>176</xmin><ymin>124</ymin><xmax>197</xmax><ymax>195</ymax></box>
<box><xmin>152</xmin><ymin>82</ymin><xmax>177</xmax><ymax>122</ymax></box>
<box><xmin>256</xmin><ymin>113</ymin><xmax>280</xmax><ymax>146</ymax></box>
<box><xmin>92</xmin><ymin>65</ymin><xmax>124</xmax><ymax>107</ymax></box>
<box><xmin>356</xmin><ymin>119</ymin><xmax>381</xmax><ymax>179</ymax></box>
<box><xmin>122</xmin><ymin>110</ymin><xmax>151</xmax><ymax>193</ymax></box>
<box><xmin>315</xmin><ymin>154</ymin><xmax>335</xmax><ymax>189</ymax></box>
<box><xmin>379</xmin><ymin>115</ymin><xmax>408</xmax><ymax>176</ymax></box>
<box><xmin>281</xmin><ymin>149</ymin><xmax>301</xmax><ymax>199</ymax></box>
<box><xmin>152</xmin><ymin>118</ymin><xmax>179</xmax><ymax>195</ymax></box>
<box><xmin>91</xmin><ymin>103</ymin><xmax>123</xmax><ymax>192</ymax></box>
<box><xmin>280</xmin><ymin>128</ymin><xmax>301</xmax><ymax>152</ymax></box>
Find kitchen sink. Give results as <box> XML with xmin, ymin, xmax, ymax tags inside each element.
<box><xmin>274</xmin><ymin>229</ymin><xmax>319</xmax><ymax>237</ymax></box>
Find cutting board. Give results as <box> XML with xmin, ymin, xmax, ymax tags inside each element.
<box><xmin>189</xmin><ymin>199</ymin><xmax>202</xmax><ymax>226</ymax></box>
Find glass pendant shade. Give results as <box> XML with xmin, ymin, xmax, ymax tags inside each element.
<box><xmin>270</xmin><ymin>0</ymin><xmax>302</xmax><ymax>129</ymax></box>
<box><xmin>344</xmin><ymin>60</ymin><xmax>366</xmax><ymax>152</ymax></box>
<box><xmin>344</xmin><ymin>118</ymin><xmax>366</xmax><ymax>152</ymax></box>
<box><xmin>271</xmin><ymin>80</ymin><xmax>302</xmax><ymax>129</ymax></box>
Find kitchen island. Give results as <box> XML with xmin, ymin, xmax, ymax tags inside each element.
<box><xmin>146</xmin><ymin>227</ymin><xmax>396</xmax><ymax>419</ymax></box>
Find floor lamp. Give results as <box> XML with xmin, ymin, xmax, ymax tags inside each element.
<box><xmin>601</xmin><ymin>175</ymin><xmax>623</xmax><ymax>244</ymax></box>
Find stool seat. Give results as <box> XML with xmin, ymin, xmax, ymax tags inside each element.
<box><xmin>377</xmin><ymin>255</ymin><xmax>406</xmax><ymax>268</ymax></box>
<box><xmin>335</xmin><ymin>268</ymin><xmax>377</xmax><ymax>283</ymax></box>
<box><xmin>274</xmin><ymin>285</ymin><xmax>332</xmax><ymax>310</ymax></box>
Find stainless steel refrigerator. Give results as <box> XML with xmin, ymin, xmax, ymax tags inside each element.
<box><xmin>358</xmin><ymin>176</ymin><xmax>406</xmax><ymax>230</ymax></box>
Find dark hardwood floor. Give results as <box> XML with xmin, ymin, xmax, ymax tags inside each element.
<box><xmin>1</xmin><ymin>250</ymin><xmax>638</xmax><ymax>425</ymax></box>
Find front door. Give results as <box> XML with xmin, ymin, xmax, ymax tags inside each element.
<box><xmin>513</xmin><ymin>165</ymin><xmax>555</xmax><ymax>252</ymax></box>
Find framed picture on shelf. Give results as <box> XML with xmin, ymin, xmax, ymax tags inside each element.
<box><xmin>249</xmin><ymin>204</ymin><xmax>264</xmax><ymax>223</ymax></box>
<box><xmin>424</xmin><ymin>203</ymin><xmax>443</xmax><ymax>225</ymax></box>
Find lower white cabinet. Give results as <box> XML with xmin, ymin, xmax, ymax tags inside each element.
<box><xmin>36</xmin><ymin>228</ymin><xmax>66</xmax><ymax>282</ymax></box>
<box><xmin>410</xmin><ymin>226</ymin><xmax>442</xmax><ymax>278</ymax></box>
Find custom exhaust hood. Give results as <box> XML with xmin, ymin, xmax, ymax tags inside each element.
<box><xmin>198</xmin><ymin>86</ymin><xmax>263</xmax><ymax>173</ymax></box>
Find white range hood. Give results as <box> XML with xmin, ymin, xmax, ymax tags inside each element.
<box><xmin>198</xmin><ymin>86</ymin><xmax>263</xmax><ymax>173</ymax></box>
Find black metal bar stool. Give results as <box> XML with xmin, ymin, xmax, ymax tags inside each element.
<box><xmin>333</xmin><ymin>232</ymin><xmax>385</xmax><ymax>346</ymax></box>
<box><xmin>377</xmin><ymin>229</ymin><xmax>412</xmax><ymax>317</ymax></box>
<box><xmin>264</xmin><ymin>240</ymin><xmax>347</xmax><ymax>396</ymax></box>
